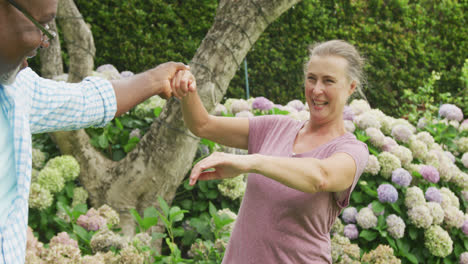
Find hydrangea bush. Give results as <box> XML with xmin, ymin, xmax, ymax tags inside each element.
<box><xmin>31</xmin><ymin>64</ymin><xmax>468</xmax><ymax>263</ymax></box>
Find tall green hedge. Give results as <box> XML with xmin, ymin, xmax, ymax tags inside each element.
<box><xmin>65</xmin><ymin>0</ymin><xmax>467</xmax><ymax>115</ymax></box>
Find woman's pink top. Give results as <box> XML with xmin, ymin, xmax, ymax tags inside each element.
<box><xmin>222</xmin><ymin>115</ymin><xmax>369</xmax><ymax>263</ymax></box>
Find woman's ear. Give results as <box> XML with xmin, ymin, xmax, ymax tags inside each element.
<box><xmin>348</xmin><ymin>81</ymin><xmax>357</xmax><ymax>96</ymax></box>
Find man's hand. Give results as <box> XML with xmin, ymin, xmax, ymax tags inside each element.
<box><xmin>148</xmin><ymin>62</ymin><xmax>190</xmax><ymax>99</ymax></box>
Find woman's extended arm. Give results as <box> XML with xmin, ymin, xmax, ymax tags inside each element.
<box><xmin>173</xmin><ymin>70</ymin><xmax>249</xmax><ymax>149</ymax></box>
<box><xmin>189</xmin><ymin>152</ymin><xmax>358</xmax><ymax>193</ymax></box>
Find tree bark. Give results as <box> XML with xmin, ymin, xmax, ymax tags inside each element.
<box><xmin>47</xmin><ymin>0</ymin><xmax>301</xmax><ymax>252</ymax></box>
<box><xmin>57</xmin><ymin>0</ymin><xmax>95</xmax><ymax>83</ymax></box>
<box><xmin>40</xmin><ymin>20</ymin><xmax>63</xmax><ymax>79</ymax></box>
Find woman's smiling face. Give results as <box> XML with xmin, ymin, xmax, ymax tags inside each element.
<box><xmin>305</xmin><ymin>55</ymin><xmax>356</xmax><ymax>125</ymax></box>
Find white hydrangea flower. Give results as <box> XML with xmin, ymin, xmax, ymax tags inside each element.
<box><xmin>392</xmin><ymin>118</ymin><xmax>416</xmax><ymax>133</ymax></box>
<box><xmin>349</xmin><ymin>99</ymin><xmax>371</xmax><ymax>115</ymax></box>
<box><xmin>416</xmin><ymin>132</ymin><xmax>435</xmax><ymax>148</ymax></box>
<box><xmin>443</xmin><ymin>206</ymin><xmax>464</xmax><ymax>228</ymax></box>
<box><xmin>218</xmin><ymin>174</ymin><xmax>246</xmax><ymax>200</ymax></box>
<box><xmin>344</xmin><ymin>120</ymin><xmax>356</xmax><ymax>133</ymax></box>
<box><xmin>426</xmin><ymin>202</ymin><xmax>444</xmax><ymax>225</ymax></box>
<box><xmin>450</xmin><ymin>171</ymin><xmax>468</xmax><ymax>189</ymax></box>
<box><xmin>289</xmin><ymin>110</ymin><xmax>309</xmax><ymax>121</ymax></box>
<box><xmin>408</xmin><ymin>205</ymin><xmax>433</xmax><ymax>229</ymax></box>
<box><xmin>365</xmin><ymin>127</ymin><xmax>385</xmax><ymax>147</ymax></box>
<box><xmin>391</xmin><ymin>124</ymin><xmax>414</xmax><ymax>143</ymax></box>
<box><xmin>440</xmin><ymin>187</ymin><xmax>459</xmax><ymax>209</ymax></box>
<box><xmin>354</xmin><ymin>112</ymin><xmax>381</xmax><ymax>130</ymax></box>
<box><xmin>408</xmin><ymin>139</ymin><xmax>428</xmax><ymax>160</ymax></box>
<box><xmin>235</xmin><ymin>110</ymin><xmax>254</xmax><ymax>118</ymax></box>
<box><xmin>459</xmin><ymin>122</ymin><xmax>468</xmax><ymax>132</ymax></box>
<box><xmin>389</xmin><ymin>145</ymin><xmax>413</xmax><ymax>167</ymax></box>
<box><xmin>456</xmin><ymin>137</ymin><xmax>468</xmax><ymax>153</ymax></box>
<box><xmin>355</xmin><ymin>207</ymin><xmax>378</xmax><ymax>229</ymax></box>
<box><xmin>424</xmin><ymin>225</ymin><xmax>453</xmax><ymax>258</ymax></box>
<box><xmin>423</xmin><ymin>150</ymin><xmax>440</xmax><ymax>169</ymax></box>
<box><xmin>405</xmin><ymin>186</ymin><xmax>426</xmax><ymax>209</ymax></box>
<box><xmin>213</xmin><ymin>104</ymin><xmax>228</xmax><ymax>116</ymax></box>
<box><xmin>377</xmin><ymin>152</ymin><xmax>401</xmax><ymax>179</ymax></box>
<box><xmin>364</xmin><ymin>155</ymin><xmax>380</xmax><ymax>175</ymax></box>
<box><xmin>379</xmin><ymin>116</ymin><xmax>395</xmax><ymax>136</ymax></box>
<box><xmin>462</xmin><ymin>153</ymin><xmax>468</xmax><ymax>169</ymax></box>
<box><xmin>386</xmin><ymin>214</ymin><xmax>405</xmax><ymax>239</ymax></box>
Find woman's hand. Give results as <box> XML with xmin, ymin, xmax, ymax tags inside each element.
<box><xmin>189</xmin><ymin>152</ymin><xmax>253</xmax><ymax>185</ymax></box>
<box><xmin>171</xmin><ymin>69</ymin><xmax>196</xmax><ymax>99</ymax></box>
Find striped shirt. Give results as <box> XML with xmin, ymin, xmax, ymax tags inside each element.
<box><xmin>0</xmin><ymin>68</ymin><xmax>116</xmax><ymax>263</ymax></box>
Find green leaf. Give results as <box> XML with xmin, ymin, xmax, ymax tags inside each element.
<box><xmin>183</xmin><ymin>180</ymin><xmax>195</xmax><ymax>191</ymax></box>
<box><xmin>193</xmin><ymin>201</ymin><xmax>208</xmax><ymax>212</ymax></box>
<box><xmin>173</xmin><ymin>227</ymin><xmax>185</xmax><ymax>237</ymax></box>
<box><xmin>390</xmin><ymin>203</ymin><xmax>402</xmax><ymax>214</ymax></box>
<box><xmin>130</xmin><ymin>208</ymin><xmax>143</xmax><ymax>226</ymax></box>
<box><xmin>72</xmin><ymin>204</ymin><xmax>88</xmax><ymax>221</ymax></box>
<box><xmin>180</xmin><ymin>199</ymin><xmax>192</xmax><ymax>210</ymax></box>
<box><xmin>169</xmin><ymin>207</ymin><xmax>186</xmax><ymax>222</ymax></box>
<box><xmin>144</xmin><ymin>207</ymin><xmax>159</xmax><ymax>219</ymax></box>
<box><xmin>65</xmin><ymin>182</ymin><xmax>75</xmax><ymax>198</ymax></box>
<box><xmin>153</xmin><ymin>107</ymin><xmax>162</xmax><ymax>117</ymax></box>
<box><xmin>198</xmin><ymin>181</ymin><xmax>209</xmax><ymax>193</ymax></box>
<box><xmin>397</xmin><ymin>238</ymin><xmax>411</xmax><ymax>254</ymax></box>
<box><xmin>405</xmin><ymin>252</ymin><xmax>419</xmax><ymax>264</ymax></box>
<box><xmin>73</xmin><ymin>224</ymin><xmax>91</xmax><ymax>243</ymax></box>
<box><xmin>141</xmin><ymin>217</ymin><xmax>158</xmax><ymax>231</ymax></box>
<box><xmin>208</xmin><ymin>202</ymin><xmax>217</xmax><ymax>217</ymax></box>
<box><xmin>372</xmin><ymin>200</ymin><xmax>385</xmax><ymax>213</ymax></box>
<box><xmin>409</xmin><ymin>227</ymin><xmax>418</xmax><ymax>240</ymax></box>
<box><xmin>351</xmin><ymin>192</ymin><xmax>364</xmax><ymax>203</ymax></box>
<box><xmin>152</xmin><ymin>232</ymin><xmax>167</xmax><ymax>240</ymax></box>
<box><xmin>157</xmin><ymin>196</ymin><xmax>170</xmax><ymax>216</ymax></box>
<box><xmin>205</xmin><ymin>189</ymin><xmax>219</xmax><ymax>199</ymax></box>
<box><xmin>359</xmin><ymin>230</ymin><xmax>378</xmax><ymax>241</ymax></box>
<box><xmin>114</xmin><ymin>118</ymin><xmax>124</xmax><ymax>130</ymax></box>
<box><xmin>97</xmin><ymin>134</ymin><xmax>109</xmax><ymax>149</ymax></box>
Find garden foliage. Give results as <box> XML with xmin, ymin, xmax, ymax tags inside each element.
<box><xmin>53</xmin><ymin>0</ymin><xmax>468</xmax><ymax>116</ymax></box>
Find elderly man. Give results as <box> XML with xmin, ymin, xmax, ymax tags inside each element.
<box><xmin>0</xmin><ymin>0</ymin><xmax>188</xmax><ymax>262</ymax></box>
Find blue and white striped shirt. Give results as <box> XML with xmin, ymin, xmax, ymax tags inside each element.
<box><xmin>0</xmin><ymin>68</ymin><xmax>117</xmax><ymax>264</ymax></box>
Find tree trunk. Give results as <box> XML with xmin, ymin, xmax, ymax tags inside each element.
<box><xmin>47</xmin><ymin>0</ymin><xmax>301</xmax><ymax>252</ymax></box>
<box><xmin>40</xmin><ymin>20</ymin><xmax>63</xmax><ymax>79</ymax></box>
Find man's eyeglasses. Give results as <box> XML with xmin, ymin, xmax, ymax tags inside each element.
<box><xmin>6</xmin><ymin>0</ymin><xmax>56</xmax><ymax>43</ymax></box>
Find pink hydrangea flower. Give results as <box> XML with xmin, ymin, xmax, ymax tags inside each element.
<box><xmin>420</xmin><ymin>165</ymin><xmax>440</xmax><ymax>183</ymax></box>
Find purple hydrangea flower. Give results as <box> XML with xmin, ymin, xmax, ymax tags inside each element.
<box><xmin>439</xmin><ymin>104</ymin><xmax>464</xmax><ymax>122</ymax></box>
<box><xmin>342</xmin><ymin>105</ymin><xmax>355</xmax><ymax>121</ymax></box>
<box><xmin>342</xmin><ymin>207</ymin><xmax>358</xmax><ymax>224</ymax></box>
<box><xmin>252</xmin><ymin>97</ymin><xmax>274</xmax><ymax>111</ymax></box>
<box><xmin>286</xmin><ymin>100</ymin><xmax>305</xmax><ymax>112</ymax></box>
<box><xmin>391</xmin><ymin>125</ymin><xmax>413</xmax><ymax>143</ymax></box>
<box><xmin>382</xmin><ymin>136</ymin><xmax>398</xmax><ymax>152</ymax></box>
<box><xmin>343</xmin><ymin>224</ymin><xmax>359</xmax><ymax>240</ymax></box>
<box><xmin>391</xmin><ymin>168</ymin><xmax>412</xmax><ymax>187</ymax></box>
<box><xmin>462</xmin><ymin>220</ymin><xmax>468</xmax><ymax>236</ymax></box>
<box><xmin>120</xmin><ymin>71</ymin><xmax>134</xmax><ymax>78</ymax></box>
<box><xmin>77</xmin><ymin>208</ymin><xmax>107</xmax><ymax>231</ymax></box>
<box><xmin>463</xmin><ymin>119</ymin><xmax>468</xmax><ymax>125</ymax></box>
<box><xmin>420</xmin><ymin>165</ymin><xmax>440</xmax><ymax>183</ymax></box>
<box><xmin>460</xmin><ymin>252</ymin><xmax>468</xmax><ymax>264</ymax></box>
<box><xmin>377</xmin><ymin>184</ymin><xmax>399</xmax><ymax>203</ymax></box>
<box><xmin>96</xmin><ymin>64</ymin><xmax>118</xmax><ymax>73</ymax></box>
<box><xmin>425</xmin><ymin>187</ymin><xmax>442</xmax><ymax>203</ymax></box>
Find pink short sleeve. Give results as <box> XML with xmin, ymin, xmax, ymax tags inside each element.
<box><xmin>333</xmin><ymin>140</ymin><xmax>369</xmax><ymax>208</ymax></box>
